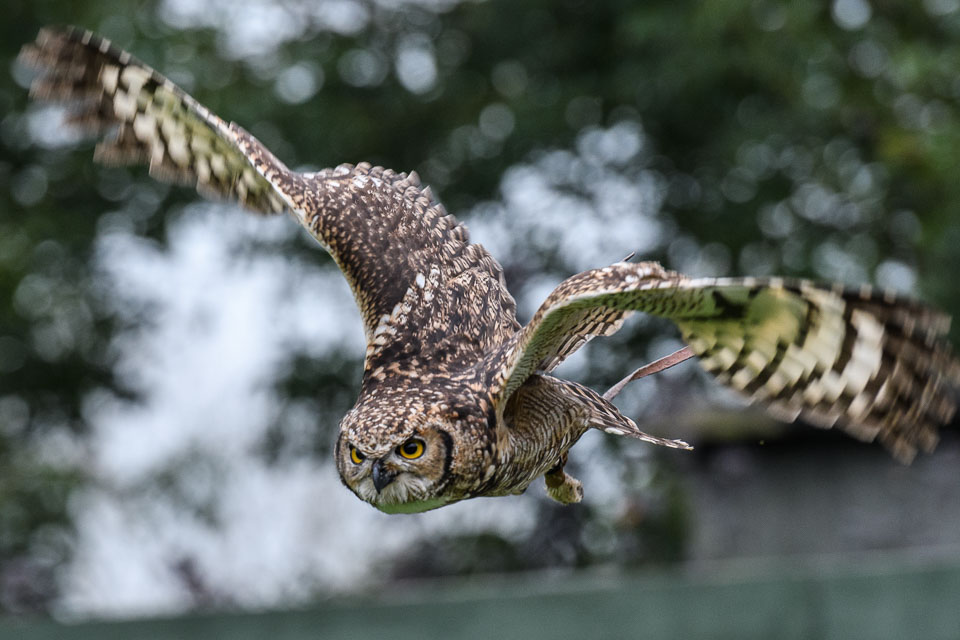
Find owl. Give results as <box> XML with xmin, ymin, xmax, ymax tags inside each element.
<box><xmin>19</xmin><ymin>28</ymin><xmax>960</xmax><ymax>514</ymax></box>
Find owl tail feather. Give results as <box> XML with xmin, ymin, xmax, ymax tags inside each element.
<box><xmin>602</xmin><ymin>346</ymin><xmax>695</xmax><ymax>401</ymax></box>
<box><xmin>598</xmin><ymin>417</ymin><xmax>693</xmax><ymax>450</ymax></box>
<box><xmin>562</xmin><ymin>378</ymin><xmax>692</xmax><ymax>450</ymax></box>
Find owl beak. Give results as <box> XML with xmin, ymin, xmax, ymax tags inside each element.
<box><xmin>372</xmin><ymin>459</ymin><xmax>397</xmax><ymax>493</ymax></box>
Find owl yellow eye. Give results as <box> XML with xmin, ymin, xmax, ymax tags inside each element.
<box><xmin>398</xmin><ymin>439</ymin><xmax>425</xmax><ymax>459</ymax></box>
<box><xmin>349</xmin><ymin>446</ymin><xmax>365</xmax><ymax>465</ymax></box>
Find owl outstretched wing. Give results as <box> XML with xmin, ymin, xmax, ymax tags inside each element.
<box><xmin>19</xmin><ymin>27</ymin><xmax>292</xmax><ymax>213</ymax></box>
<box><xmin>486</xmin><ymin>261</ymin><xmax>960</xmax><ymax>462</ymax></box>
<box><xmin>19</xmin><ymin>27</ymin><xmax>520</xmax><ymax>371</ymax></box>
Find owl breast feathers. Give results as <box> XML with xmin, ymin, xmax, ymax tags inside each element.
<box><xmin>19</xmin><ymin>27</ymin><xmax>960</xmax><ymax>513</ymax></box>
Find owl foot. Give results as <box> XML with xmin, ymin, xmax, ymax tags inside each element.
<box><xmin>544</xmin><ymin>460</ymin><xmax>583</xmax><ymax>505</ymax></box>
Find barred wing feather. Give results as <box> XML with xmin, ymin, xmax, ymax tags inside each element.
<box><xmin>488</xmin><ymin>261</ymin><xmax>959</xmax><ymax>462</ymax></box>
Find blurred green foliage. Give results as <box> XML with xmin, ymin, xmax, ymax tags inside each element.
<box><xmin>1</xmin><ymin>0</ymin><xmax>959</xmax><ymax>614</ymax></box>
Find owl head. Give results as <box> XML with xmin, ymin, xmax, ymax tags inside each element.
<box><xmin>335</xmin><ymin>385</ymin><xmax>494</xmax><ymax>513</ymax></box>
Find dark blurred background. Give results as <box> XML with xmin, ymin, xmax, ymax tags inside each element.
<box><xmin>1</xmin><ymin>0</ymin><xmax>960</xmax><ymax>633</ymax></box>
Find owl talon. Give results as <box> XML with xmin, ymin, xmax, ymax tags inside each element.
<box><xmin>544</xmin><ymin>466</ymin><xmax>583</xmax><ymax>504</ymax></box>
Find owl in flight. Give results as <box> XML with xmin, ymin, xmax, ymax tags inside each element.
<box><xmin>20</xmin><ymin>27</ymin><xmax>960</xmax><ymax>513</ymax></box>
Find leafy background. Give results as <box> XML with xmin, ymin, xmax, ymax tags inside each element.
<box><xmin>1</xmin><ymin>0</ymin><xmax>959</xmax><ymax>618</ymax></box>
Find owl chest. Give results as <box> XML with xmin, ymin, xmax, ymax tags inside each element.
<box><xmin>476</xmin><ymin>402</ymin><xmax>590</xmax><ymax>498</ymax></box>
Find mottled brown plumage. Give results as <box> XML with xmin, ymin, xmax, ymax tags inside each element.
<box><xmin>20</xmin><ymin>27</ymin><xmax>960</xmax><ymax>513</ymax></box>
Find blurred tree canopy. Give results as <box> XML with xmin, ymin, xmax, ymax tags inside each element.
<box><xmin>1</xmin><ymin>0</ymin><xmax>959</xmax><ymax>615</ymax></box>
